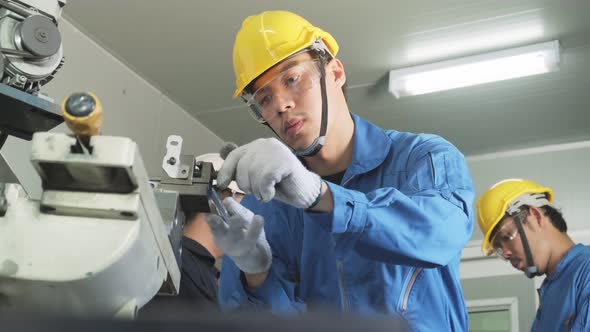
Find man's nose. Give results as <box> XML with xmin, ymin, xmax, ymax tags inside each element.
<box><xmin>274</xmin><ymin>90</ymin><xmax>295</xmax><ymax>114</ymax></box>
<box><xmin>501</xmin><ymin>245</ymin><xmax>513</xmax><ymax>260</ymax></box>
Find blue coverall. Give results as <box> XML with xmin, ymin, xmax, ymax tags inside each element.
<box><xmin>532</xmin><ymin>244</ymin><xmax>590</xmax><ymax>331</ymax></box>
<box><xmin>219</xmin><ymin>114</ymin><xmax>475</xmax><ymax>331</ymax></box>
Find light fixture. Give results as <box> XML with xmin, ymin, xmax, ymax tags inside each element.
<box><xmin>389</xmin><ymin>40</ymin><xmax>560</xmax><ymax>98</ymax></box>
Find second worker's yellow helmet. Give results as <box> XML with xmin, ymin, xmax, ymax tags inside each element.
<box><xmin>477</xmin><ymin>178</ymin><xmax>553</xmax><ymax>256</ymax></box>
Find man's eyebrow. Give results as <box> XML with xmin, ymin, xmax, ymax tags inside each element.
<box><xmin>278</xmin><ymin>60</ymin><xmax>302</xmax><ymax>73</ymax></box>
<box><xmin>254</xmin><ymin>60</ymin><xmax>305</xmax><ymax>92</ymax></box>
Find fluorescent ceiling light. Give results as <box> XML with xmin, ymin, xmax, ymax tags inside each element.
<box><xmin>389</xmin><ymin>40</ymin><xmax>560</xmax><ymax>98</ymax></box>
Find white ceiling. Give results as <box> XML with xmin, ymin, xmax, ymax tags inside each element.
<box><xmin>63</xmin><ymin>0</ymin><xmax>590</xmax><ymax>155</ymax></box>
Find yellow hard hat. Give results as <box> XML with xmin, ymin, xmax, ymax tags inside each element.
<box><xmin>477</xmin><ymin>179</ymin><xmax>553</xmax><ymax>255</ymax></box>
<box><xmin>232</xmin><ymin>10</ymin><xmax>339</xmax><ymax>98</ymax></box>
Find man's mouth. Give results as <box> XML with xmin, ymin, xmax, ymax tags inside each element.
<box><xmin>284</xmin><ymin>119</ymin><xmax>304</xmax><ymax>136</ymax></box>
<box><xmin>511</xmin><ymin>259</ymin><xmax>522</xmax><ymax>270</ymax></box>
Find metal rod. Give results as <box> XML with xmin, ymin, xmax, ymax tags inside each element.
<box><xmin>0</xmin><ymin>47</ymin><xmax>39</xmax><ymax>59</ymax></box>
<box><xmin>0</xmin><ymin>0</ymin><xmax>32</xmax><ymax>18</ymax></box>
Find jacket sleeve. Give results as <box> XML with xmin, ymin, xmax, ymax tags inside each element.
<box><xmin>572</xmin><ymin>254</ymin><xmax>590</xmax><ymax>329</ymax></box>
<box><xmin>218</xmin><ymin>197</ymin><xmax>307</xmax><ymax>312</ymax></box>
<box><xmin>312</xmin><ymin>138</ymin><xmax>475</xmax><ymax>268</ymax></box>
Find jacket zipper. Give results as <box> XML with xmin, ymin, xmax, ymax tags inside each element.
<box><xmin>401</xmin><ymin>267</ymin><xmax>422</xmax><ymax>311</ymax></box>
<box><xmin>343</xmin><ymin>168</ymin><xmax>422</xmax><ymax>312</ymax></box>
<box><xmin>337</xmin><ymin>260</ymin><xmax>350</xmax><ymax>311</ymax></box>
<box><xmin>341</xmin><ymin>173</ymin><xmax>354</xmax><ymax>187</ymax></box>
<box><xmin>336</xmin><ymin>175</ymin><xmax>354</xmax><ymax>311</ymax></box>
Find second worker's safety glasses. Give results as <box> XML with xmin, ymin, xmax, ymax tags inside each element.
<box><xmin>487</xmin><ymin>209</ymin><xmax>528</xmax><ymax>259</ymax></box>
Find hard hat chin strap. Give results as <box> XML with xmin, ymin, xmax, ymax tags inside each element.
<box><xmin>264</xmin><ymin>53</ymin><xmax>329</xmax><ymax>157</ymax></box>
<box><xmin>506</xmin><ymin>193</ymin><xmax>551</xmax><ymax>278</ymax></box>
<box><xmin>294</xmin><ymin>55</ymin><xmax>328</xmax><ymax>157</ymax></box>
<box><xmin>263</xmin><ymin>40</ymin><xmax>333</xmax><ymax>157</ymax></box>
<box><xmin>513</xmin><ymin>216</ymin><xmax>539</xmax><ymax>278</ymax></box>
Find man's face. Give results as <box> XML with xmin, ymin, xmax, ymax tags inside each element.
<box><xmin>491</xmin><ymin>211</ymin><xmax>547</xmax><ymax>273</ymax></box>
<box><xmin>249</xmin><ymin>52</ymin><xmax>325</xmax><ymax>150</ymax></box>
<box><xmin>490</xmin><ymin>217</ymin><xmax>530</xmax><ymax>271</ymax></box>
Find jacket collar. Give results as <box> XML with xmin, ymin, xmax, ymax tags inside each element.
<box><xmin>342</xmin><ymin>113</ymin><xmax>392</xmax><ymax>182</ymax></box>
<box><xmin>546</xmin><ymin>244</ymin><xmax>585</xmax><ymax>281</ymax></box>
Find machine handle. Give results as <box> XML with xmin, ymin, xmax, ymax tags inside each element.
<box><xmin>61</xmin><ymin>92</ymin><xmax>103</xmax><ymax>137</ymax></box>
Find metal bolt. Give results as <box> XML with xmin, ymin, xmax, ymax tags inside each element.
<box><xmin>167</xmin><ymin>157</ymin><xmax>176</xmax><ymax>165</ymax></box>
<box><xmin>34</xmin><ymin>28</ymin><xmax>49</xmax><ymax>42</ymax></box>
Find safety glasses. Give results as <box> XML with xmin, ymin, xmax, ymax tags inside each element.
<box><xmin>242</xmin><ymin>60</ymin><xmax>321</xmax><ymax>123</ymax></box>
<box><xmin>487</xmin><ymin>209</ymin><xmax>528</xmax><ymax>259</ymax></box>
<box><xmin>490</xmin><ymin>224</ymin><xmax>519</xmax><ymax>259</ymax></box>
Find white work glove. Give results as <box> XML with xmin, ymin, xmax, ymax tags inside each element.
<box><xmin>217</xmin><ymin>138</ymin><xmax>323</xmax><ymax>209</ymax></box>
<box><xmin>205</xmin><ymin>197</ymin><xmax>272</xmax><ymax>274</ymax></box>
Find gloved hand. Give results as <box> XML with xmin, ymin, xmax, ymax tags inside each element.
<box><xmin>205</xmin><ymin>197</ymin><xmax>272</xmax><ymax>274</ymax></box>
<box><xmin>217</xmin><ymin>138</ymin><xmax>323</xmax><ymax>209</ymax></box>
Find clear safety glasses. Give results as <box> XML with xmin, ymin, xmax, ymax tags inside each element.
<box><xmin>242</xmin><ymin>60</ymin><xmax>322</xmax><ymax>123</ymax></box>
<box><xmin>487</xmin><ymin>210</ymin><xmax>527</xmax><ymax>259</ymax></box>
<box><xmin>490</xmin><ymin>225</ymin><xmax>519</xmax><ymax>259</ymax></box>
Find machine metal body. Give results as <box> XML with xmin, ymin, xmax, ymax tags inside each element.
<box><xmin>0</xmin><ymin>130</ymin><xmax>222</xmax><ymax>317</ymax></box>
<box><xmin>151</xmin><ymin>135</ymin><xmax>216</xmax><ymax>220</ymax></box>
<box><xmin>0</xmin><ymin>0</ymin><xmax>65</xmax><ymax>140</ymax></box>
<box><xmin>150</xmin><ymin>135</ymin><xmax>220</xmax><ymax>273</ymax></box>
<box><xmin>0</xmin><ymin>132</ymin><xmax>181</xmax><ymax>317</ymax></box>
<box><xmin>0</xmin><ymin>0</ymin><xmax>222</xmax><ymax>318</ymax></box>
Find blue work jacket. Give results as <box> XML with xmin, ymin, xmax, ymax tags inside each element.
<box><xmin>219</xmin><ymin>114</ymin><xmax>475</xmax><ymax>331</ymax></box>
<box><xmin>532</xmin><ymin>244</ymin><xmax>590</xmax><ymax>331</ymax></box>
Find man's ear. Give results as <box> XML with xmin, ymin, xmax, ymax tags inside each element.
<box><xmin>326</xmin><ymin>58</ymin><xmax>346</xmax><ymax>88</ymax></box>
<box><xmin>528</xmin><ymin>206</ymin><xmax>546</xmax><ymax>230</ymax></box>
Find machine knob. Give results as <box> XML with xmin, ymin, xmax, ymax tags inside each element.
<box><xmin>62</xmin><ymin>92</ymin><xmax>103</xmax><ymax>138</ymax></box>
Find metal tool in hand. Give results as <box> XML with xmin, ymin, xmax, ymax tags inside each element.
<box><xmin>207</xmin><ymin>186</ymin><xmax>231</xmax><ymax>224</ymax></box>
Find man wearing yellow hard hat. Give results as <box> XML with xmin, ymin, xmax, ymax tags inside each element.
<box><xmin>477</xmin><ymin>178</ymin><xmax>590</xmax><ymax>331</ymax></box>
<box><xmin>205</xmin><ymin>10</ymin><xmax>475</xmax><ymax>330</ymax></box>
